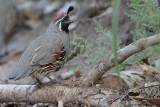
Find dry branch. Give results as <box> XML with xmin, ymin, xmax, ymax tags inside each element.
<box><xmin>0</xmin><ymin>84</ymin><xmax>113</xmax><ymax>106</ymax></box>
<box><xmin>79</xmin><ymin>34</ymin><xmax>160</xmax><ymax>87</ymax></box>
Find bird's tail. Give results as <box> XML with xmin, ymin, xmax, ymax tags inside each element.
<box><xmin>6</xmin><ymin>66</ymin><xmax>32</xmax><ymax>81</ymax></box>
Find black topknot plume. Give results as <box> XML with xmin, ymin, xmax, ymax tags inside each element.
<box><xmin>67</xmin><ymin>6</ymin><xmax>74</xmax><ymax>14</ymax></box>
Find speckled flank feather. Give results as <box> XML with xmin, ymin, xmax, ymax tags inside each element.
<box><xmin>54</xmin><ymin>12</ymin><xmax>66</xmax><ymax>23</ymax></box>
<box><xmin>30</xmin><ymin>43</ymin><xmax>66</xmax><ymax>79</ymax></box>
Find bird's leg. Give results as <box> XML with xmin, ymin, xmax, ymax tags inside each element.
<box><xmin>47</xmin><ymin>76</ymin><xmax>56</xmax><ymax>83</ymax></box>
<box><xmin>34</xmin><ymin>78</ymin><xmax>44</xmax><ymax>90</ymax></box>
<box><xmin>36</xmin><ymin>78</ymin><xmax>42</xmax><ymax>85</ymax></box>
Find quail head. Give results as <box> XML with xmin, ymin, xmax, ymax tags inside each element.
<box><xmin>6</xmin><ymin>6</ymin><xmax>74</xmax><ymax>83</ymax></box>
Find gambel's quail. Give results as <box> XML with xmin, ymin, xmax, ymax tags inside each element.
<box><xmin>6</xmin><ymin>6</ymin><xmax>74</xmax><ymax>83</ymax></box>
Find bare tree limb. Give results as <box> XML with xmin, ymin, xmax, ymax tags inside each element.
<box><xmin>0</xmin><ymin>84</ymin><xmax>113</xmax><ymax>106</ymax></box>
<box><xmin>79</xmin><ymin>34</ymin><xmax>160</xmax><ymax>87</ymax></box>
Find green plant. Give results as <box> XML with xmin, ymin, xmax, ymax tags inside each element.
<box><xmin>112</xmin><ymin>0</ymin><xmax>121</xmax><ymax>79</ymax></box>
<box><xmin>128</xmin><ymin>0</ymin><xmax>160</xmax><ymax>40</ymax></box>
<box><xmin>69</xmin><ymin>20</ymin><xmax>118</xmax><ymax>70</ymax></box>
<box><xmin>123</xmin><ymin>0</ymin><xmax>160</xmax><ymax>65</ymax></box>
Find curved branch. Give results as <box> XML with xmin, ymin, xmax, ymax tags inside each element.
<box><xmin>80</xmin><ymin>34</ymin><xmax>160</xmax><ymax>87</ymax></box>
<box><xmin>0</xmin><ymin>84</ymin><xmax>112</xmax><ymax>106</ymax></box>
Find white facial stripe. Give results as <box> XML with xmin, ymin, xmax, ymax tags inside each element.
<box><xmin>59</xmin><ymin>22</ymin><xmax>62</xmax><ymax>31</ymax></box>
<box><xmin>55</xmin><ymin>15</ymin><xmax>66</xmax><ymax>24</ymax></box>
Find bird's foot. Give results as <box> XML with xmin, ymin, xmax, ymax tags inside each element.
<box><xmin>34</xmin><ymin>78</ymin><xmax>47</xmax><ymax>90</ymax></box>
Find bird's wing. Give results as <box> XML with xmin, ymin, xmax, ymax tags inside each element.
<box><xmin>30</xmin><ymin>44</ymin><xmax>55</xmax><ymax>65</ymax></box>
<box><xmin>30</xmin><ymin>43</ymin><xmax>65</xmax><ymax>66</ymax></box>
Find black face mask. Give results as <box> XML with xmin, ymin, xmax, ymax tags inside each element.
<box><xmin>60</xmin><ymin>16</ymin><xmax>72</xmax><ymax>33</ymax></box>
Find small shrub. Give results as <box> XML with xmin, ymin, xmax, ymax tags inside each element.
<box><xmin>123</xmin><ymin>0</ymin><xmax>160</xmax><ymax>65</ymax></box>
<box><xmin>69</xmin><ymin>20</ymin><xmax>118</xmax><ymax>70</ymax></box>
